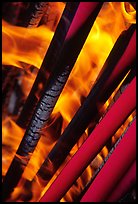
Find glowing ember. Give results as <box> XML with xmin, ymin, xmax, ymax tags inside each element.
<box><xmin>2</xmin><ymin>2</ymin><xmax>136</xmax><ymax>202</ymax></box>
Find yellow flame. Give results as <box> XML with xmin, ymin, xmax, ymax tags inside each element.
<box><xmin>2</xmin><ymin>117</ymin><xmax>24</xmax><ymax>177</ymax></box>
<box><xmin>121</xmin><ymin>2</ymin><xmax>136</xmax><ymax>24</ymax></box>
<box><xmin>52</xmin><ymin>2</ymin><xmax>133</xmax><ymax>130</ymax></box>
<box><xmin>2</xmin><ymin>20</ymin><xmax>54</xmax><ymax>68</ymax></box>
<box><xmin>2</xmin><ymin>2</ymin><xmax>65</xmax><ymax>69</ymax></box>
<box><xmin>2</xmin><ymin>2</ymin><xmax>136</xmax><ymax>202</ymax></box>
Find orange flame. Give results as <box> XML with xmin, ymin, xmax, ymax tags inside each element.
<box><xmin>2</xmin><ymin>2</ymin><xmax>65</xmax><ymax>69</ymax></box>
<box><xmin>52</xmin><ymin>2</ymin><xmax>135</xmax><ymax>130</ymax></box>
<box><xmin>2</xmin><ymin>2</ymin><xmax>136</xmax><ymax>202</ymax></box>
<box><xmin>2</xmin><ymin>117</ymin><xmax>24</xmax><ymax>177</ymax></box>
<box><xmin>2</xmin><ymin>20</ymin><xmax>54</xmax><ymax>68</ymax></box>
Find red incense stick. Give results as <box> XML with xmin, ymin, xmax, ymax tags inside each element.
<box><xmin>106</xmin><ymin>160</ymin><xmax>136</xmax><ymax>202</ymax></box>
<box><xmin>103</xmin><ymin>30</ymin><xmax>136</xmax><ymax>89</ymax></box>
<box><xmin>99</xmin><ymin>29</ymin><xmax>136</xmax><ymax>104</ymax></box>
<box><xmin>81</xmin><ymin>119</ymin><xmax>136</xmax><ymax>202</ymax></box>
<box><xmin>66</xmin><ymin>2</ymin><xmax>100</xmax><ymax>40</ymax></box>
<box><xmin>39</xmin><ymin>77</ymin><xmax>136</xmax><ymax>202</ymax></box>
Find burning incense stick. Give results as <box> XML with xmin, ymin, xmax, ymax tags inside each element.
<box><xmin>2</xmin><ymin>2</ymin><xmax>49</xmax><ymax>27</ymax></box>
<box><xmin>22</xmin><ymin>2</ymin><xmax>50</xmax><ymax>28</ymax></box>
<box><xmin>2</xmin><ymin>3</ymin><xmax>79</xmax><ymax>200</ymax></box>
<box><xmin>17</xmin><ymin>2</ymin><xmax>80</xmax><ymax>129</ymax></box>
<box><xmin>2</xmin><ymin>3</ymin><xmax>102</xmax><ymax>200</ymax></box>
<box><xmin>36</xmin><ymin>24</ymin><xmax>135</xmax><ymax>182</ymax></box>
<box><xmin>39</xmin><ymin>77</ymin><xmax>136</xmax><ymax>202</ymax></box>
<box><xmin>17</xmin><ymin>2</ymin><xmax>102</xmax><ymax>129</ymax></box>
<box><xmin>100</xmin><ymin>29</ymin><xmax>136</xmax><ymax>103</ymax></box>
<box><xmin>18</xmin><ymin>2</ymin><xmax>102</xmax><ymax>156</ymax></box>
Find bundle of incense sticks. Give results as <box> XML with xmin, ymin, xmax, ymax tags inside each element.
<box><xmin>81</xmin><ymin>119</ymin><xmax>136</xmax><ymax>202</ymax></box>
<box><xmin>39</xmin><ymin>77</ymin><xmax>136</xmax><ymax>202</ymax></box>
<box><xmin>37</xmin><ymin>25</ymin><xmax>135</xmax><ymax>184</ymax></box>
<box><xmin>2</xmin><ymin>3</ymin><xmax>102</xmax><ymax>201</ymax></box>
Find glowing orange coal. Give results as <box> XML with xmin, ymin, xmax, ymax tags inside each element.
<box><xmin>2</xmin><ymin>2</ymin><xmax>136</xmax><ymax>202</ymax></box>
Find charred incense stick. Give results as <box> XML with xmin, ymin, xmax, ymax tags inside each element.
<box><xmin>16</xmin><ymin>2</ymin><xmax>79</xmax><ymax>129</ymax></box>
<box><xmin>18</xmin><ymin>1</ymin><xmax>102</xmax><ymax>158</ymax></box>
<box><xmin>39</xmin><ymin>77</ymin><xmax>136</xmax><ymax>202</ymax></box>
<box><xmin>2</xmin><ymin>2</ymin><xmax>49</xmax><ymax>27</ymax></box>
<box><xmin>80</xmin><ymin>118</ymin><xmax>136</xmax><ymax>202</ymax></box>
<box><xmin>2</xmin><ymin>2</ymin><xmax>102</xmax><ymax>200</ymax></box>
<box><xmin>36</xmin><ymin>24</ymin><xmax>135</xmax><ymax>181</ymax></box>
<box><xmin>106</xmin><ymin>160</ymin><xmax>136</xmax><ymax>202</ymax></box>
<box><xmin>18</xmin><ymin>2</ymin><xmax>50</xmax><ymax>28</ymax></box>
<box><xmin>17</xmin><ymin>2</ymin><xmax>102</xmax><ymax>129</ymax></box>
<box><xmin>100</xmin><ymin>30</ymin><xmax>136</xmax><ymax>103</ymax></box>
<box><xmin>98</xmin><ymin>65</ymin><xmax>135</xmax><ymax>122</ymax></box>
<box><xmin>2</xmin><ymin>2</ymin><xmax>79</xmax><ymax>200</ymax></box>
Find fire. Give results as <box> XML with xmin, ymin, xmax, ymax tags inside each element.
<box><xmin>52</xmin><ymin>2</ymin><xmax>135</xmax><ymax>130</ymax></box>
<box><xmin>2</xmin><ymin>2</ymin><xmax>65</xmax><ymax>69</ymax></box>
<box><xmin>2</xmin><ymin>20</ymin><xmax>54</xmax><ymax>68</ymax></box>
<box><xmin>2</xmin><ymin>117</ymin><xmax>24</xmax><ymax>177</ymax></box>
<box><xmin>2</xmin><ymin>2</ymin><xmax>136</xmax><ymax>202</ymax></box>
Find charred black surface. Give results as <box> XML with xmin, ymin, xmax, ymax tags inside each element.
<box><xmin>2</xmin><ymin>2</ymin><xmax>50</xmax><ymax>27</ymax></box>
<box><xmin>37</xmin><ymin>24</ymin><xmax>135</xmax><ymax>182</ymax></box>
<box><xmin>17</xmin><ymin>2</ymin><xmax>80</xmax><ymax>129</ymax></box>
<box><xmin>2</xmin><ymin>3</ymin><xmax>79</xmax><ymax>200</ymax></box>
<box><xmin>119</xmin><ymin>184</ymin><xmax>136</xmax><ymax>202</ymax></box>
<box><xmin>2</xmin><ymin>3</ymin><xmax>103</xmax><ymax>200</ymax></box>
<box><xmin>17</xmin><ymin>2</ymin><xmax>103</xmax><ymax>157</ymax></box>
